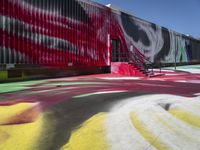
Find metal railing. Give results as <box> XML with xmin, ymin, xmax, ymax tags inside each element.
<box><xmin>112</xmin><ymin>46</ymin><xmax>162</xmax><ymax>75</ymax></box>
<box><xmin>124</xmin><ymin>47</ymin><xmax>162</xmax><ymax>75</ymax></box>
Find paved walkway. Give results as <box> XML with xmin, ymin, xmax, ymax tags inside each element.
<box><xmin>0</xmin><ymin>65</ymin><xmax>200</xmax><ymax>150</ymax></box>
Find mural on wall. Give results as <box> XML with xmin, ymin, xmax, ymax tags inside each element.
<box><xmin>0</xmin><ymin>0</ymin><xmax>110</xmax><ymax>66</ymax></box>
<box><xmin>118</xmin><ymin>12</ymin><xmax>164</xmax><ymax>62</ymax></box>
<box><xmin>115</xmin><ymin>11</ymin><xmax>197</xmax><ymax>64</ymax></box>
<box><xmin>155</xmin><ymin>31</ymin><xmax>191</xmax><ymax>63</ymax></box>
<box><xmin>1</xmin><ymin>0</ymin><xmax>200</xmax><ymax>69</ymax></box>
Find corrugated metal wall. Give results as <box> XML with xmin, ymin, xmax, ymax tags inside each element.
<box><xmin>1</xmin><ymin>0</ymin><xmax>200</xmax><ymax>68</ymax></box>
<box><xmin>0</xmin><ymin>0</ymin><xmax>110</xmax><ymax>67</ymax></box>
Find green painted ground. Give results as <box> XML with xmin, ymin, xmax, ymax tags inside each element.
<box><xmin>0</xmin><ymin>80</ymin><xmax>45</xmax><ymax>94</ymax></box>
<box><xmin>165</xmin><ymin>65</ymin><xmax>200</xmax><ymax>69</ymax></box>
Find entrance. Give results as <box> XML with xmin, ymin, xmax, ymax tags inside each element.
<box><xmin>111</xmin><ymin>39</ymin><xmax>120</xmax><ymax>62</ymax></box>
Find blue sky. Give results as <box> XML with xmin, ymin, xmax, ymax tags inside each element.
<box><xmin>94</xmin><ymin>0</ymin><xmax>200</xmax><ymax>38</ymax></box>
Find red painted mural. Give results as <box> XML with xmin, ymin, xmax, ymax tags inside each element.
<box><xmin>0</xmin><ymin>0</ymin><xmax>113</xmax><ymax>67</ymax></box>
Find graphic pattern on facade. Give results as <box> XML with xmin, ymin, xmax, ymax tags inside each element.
<box><xmin>1</xmin><ymin>0</ymin><xmax>200</xmax><ymax>68</ymax></box>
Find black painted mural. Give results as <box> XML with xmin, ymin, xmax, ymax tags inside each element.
<box><xmin>118</xmin><ymin>11</ymin><xmax>200</xmax><ymax>64</ymax></box>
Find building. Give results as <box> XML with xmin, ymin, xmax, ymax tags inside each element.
<box><xmin>1</xmin><ymin>0</ymin><xmax>200</xmax><ymax>81</ymax></box>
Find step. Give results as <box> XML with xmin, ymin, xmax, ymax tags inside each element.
<box><xmin>148</xmin><ymin>73</ymin><xmax>165</xmax><ymax>78</ymax></box>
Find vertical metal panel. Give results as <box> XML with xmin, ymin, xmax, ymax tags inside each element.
<box><xmin>58</xmin><ymin>0</ymin><xmax>62</xmax><ymax>65</ymax></box>
<box><xmin>55</xmin><ymin>0</ymin><xmax>59</xmax><ymax>65</ymax></box>
<box><xmin>27</xmin><ymin>0</ymin><xmax>30</xmax><ymax>64</ymax></box>
<box><xmin>17</xmin><ymin>3</ymin><xmax>20</xmax><ymax>64</ymax></box>
<box><xmin>85</xmin><ymin>2</ymin><xmax>87</xmax><ymax>64</ymax></box>
<box><xmin>63</xmin><ymin>0</ymin><xmax>66</xmax><ymax>65</ymax></box>
<box><xmin>95</xmin><ymin>5</ymin><xmax>97</xmax><ymax>65</ymax></box>
<box><xmin>31</xmin><ymin>0</ymin><xmax>34</xmax><ymax>65</ymax></box>
<box><xmin>87</xmin><ymin>3</ymin><xmax>90</xmax><ymax>65</ymax></box>
<box><xmin>51</xmin><ymin>1</ymin><xmax>54</xmax><ymax>65</ymax></box>
<box><xmin>20</xmin><ymin>1</ymin><xmax>24</xmax><ymax>64</ymax></box>
<box><xmin>0</xmin><ymin>15</ymin><xmax>3</xmax><ymax>64</ymax></box>
<box><xmin>92</xmin><ymin>5</ymin><xmax>95</xmax><ymax>65</ymax></box>
<box><xmin>67</xmin><ymin>0</ymin><xmax>70</xmax><ymax>64</ymax></box>
<box><xmin>22</xmin><ymin>1</ymin><xmax>25</xmax><ymax>64</ymax></box>
<box><xmin>0</xmin><ymin>47</ymin><xmax>3</xmax><ymax>64</ymax></box>
<box><xmin>3</xmin><ymin>1</ymin><xmax>6</xmax><ymax>64</ymax></box>
<box><xmin>31</xmin><ymin>0</ymin><xmax>33</xmax><ymax>64</ymax></box>
<box><xmin>58</xmin><ymin>0</ymin><xmax>61</xmax><ymax>65</ymax></box>
<box><xmin>45</xmin><ymin>1</ymin><xmax>48</xmax><ymax>64</ymax></box>
<box><xmin>90</xmin><ymin>4</ymin><xmax>92</xmax><ymax>65</ymax></box>
<box><xmin>70</xmin><ymin>0</ymin><xmax>74</xmax><ymax>65</ymax></box>
<box><xmin>0</xmin><ymin>2</ymin><xmax>3</xmax><ymax>64</ymax></box>
<box><xmin>52</xmin><ymin>0</ymin><xmax>55</xmax><ymax>65</ymax></box>
<box><xmin>86</xmin><ymin>3</ymin><xmax>89</xmax><ymax>65</ymax></box>
<box><xmin>36</xmin><ymin>0</ymin><xmax>39</xmax><ymax>65</ymax></box>
<box><xmin>80</xmin><ymin>1</ymin><xmax>83</xmax><ymax>65</ymax></box>
<box><xmin>38</xmin><ymin>0</ymin><xmax>41</xmax><ymax>65</ymax></box>
<box><xmin>34</xmin><ymin>0</ymin><xmax>38</xmax><ymax>65</ymax></box>
<box><xmin>86</xmin><ymin>3</ymin><xmax>88</xmax><ymax>65</ymax></box>
<box><xmin>11</xmin><ymin>2</ymin><xmax>14</xmax><ymax>64</ymax></box>
<box><xmin>0</xmin><ymin>1</ymin><xmax>5</xmax><ymax>64</ymax></box>
<box><xmin>54</xmin><ymin>1</ymin><xmax>56</xmax><ymax>65</ymax></box>
<box><xmin>39</xmin><ymin>0</ymin><xmax>41</xmax><ymax>65</ymax></box>
<box><xmin>5</xmin><ymin>0</ymin><xmax>10</xmax><ymax>64</ymax></box>
<box><xmin>72</xmin><ymin>0</ymin><xmax>75</xmax><ymax>65</ymax></box>
<box><xmin>27</xmin><ymin>1</ymin><xmax>30</xmax><ymax>64</ymax></box>
<box><xmin>45</xmin><ymin>1</ymin><xmax>48</xmax><ymax>65</ymax></box>
<box><xmin>74</xmin><ymin>0</ymin><xmax>77</xmax><ymax>65</ymax></box>
<box><xmin>94</xmin><ymin>7</ymin><xmax>99</xmax><ymax>65</ymax></box>
<box><xmin>77</xmin><ymin>1</ymin><xmax>80</xmax><ymax>65</ymax></box>
<box><xmin>16</xmin><ymin>1</ymin><xmax>19</xmax><ymax>64</ymax></box>
<box><xmin>63</xmin><ymin>0</ymin><xmax>67</xmax><ymax>65</ymax></box>
<box><xmin>96</xmin><ymin>6</ymin><xmax>98</xmax><ymax>65</ymax></box>
<box><xmin>60</xmin><ymin>1</ymin><xmax>62</xmax><ymax>65</ymax></box>
<box><xmin>3</xmin><ymin>12</ymin><xmax>6</xmax><ymax>65</ymax></box>
<box><xmin>81</xmin><ymin>1</ymin><xmax>85</xmax><ymax>65</ymax></box>
<box><xmin>76</xmin><ymin>0</ymin><xmax>79</xmax><ymax>65</ymax></box>
<box><xmin>91</xmin><ymin>4</ymin><xmax>94</xmax><ymax>65</ymax></box>
<box><xmin>42</xmin><ymin>0</ymin><xmax>46</xmax><ymax>65</ymax></box>
<box><xmin>18</xmin><ymin>1</ymin><xmax>22</xmax><ymax>64</ymax></box>
<box><xmin>71</xmin><ymin>0</ymin><xmax>75</xmax><ymax>65</ymax></box>
<box><xmin>75</xmin><ymin>0</ymin><xmax>77</xmax><ymax>65</ymax></box>
<box><xmin>58</xmin><ymin>0</ymin><xmax>60</xmax><ymax>65</ymax></box>
<box><xmin>9</xmin><ymin>1</ymin><xmax>13</xmax><ymax>64</ymax></box>
<box><xmin>56</xmin><ymin>0</ymin><xmax>59</xmax><ymax>65</ymax></box>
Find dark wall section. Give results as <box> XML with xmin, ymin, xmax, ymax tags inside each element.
<box><xmin>121</xmin><ymin>13</ymin><xmax>150</xmax><ymax>46</ymax></box>
<box><xmin>117</xmin><ymin>11</ymin><xmax>200</xmax><ymax>64</ymax></box>
<box><xmin>22</xmin><ymin>0</ymin><xmax>89</xmax><ymax>22</ymax></box>
<box><xmin>154</xmin><ymin>28</ymin><xmax>171</xmax><ymax>62</ymax></box>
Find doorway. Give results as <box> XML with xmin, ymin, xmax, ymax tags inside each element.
<box><xmin>111</xmin><ymin>39</ymin><xmax>120</xmax><ymax>62</ymax></box>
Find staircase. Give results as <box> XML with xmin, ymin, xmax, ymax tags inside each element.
<box><xmin>128</xmin><ymin>62</ymin><xmax>152</xmax><ymax>77</ymax></box>
<box><xmin>128</xmin><ymin>47</ymin><xmax>155</xmax><ymax>77</ymax></box>
<box><xmin>111</xmin><ymin>46</ymin><xmax>164</xmax><ymax>77</ymax></box>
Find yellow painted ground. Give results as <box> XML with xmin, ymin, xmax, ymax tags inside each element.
<box><xmin>0</xmin><ymin>103</ymin><xmax>43</xmax><ymax>150</ymax></box>
<box><xmin>169</xmin><ymin>108</ymin><xmax>200</xmax><ymax>128</ymax></box>
<box><xmin>0</xmin><ymin>103</ymin><xmax>38</xmax><ymax>125</ymax></box>
<box><xmin>61</xmin><ymin>113</ymin><xmax>109</xmax><ymax>150</ymax></box>
<box><xmin>130</xmin><ymin>112</ymin><xmax>169</xmax><ymax>150</ymax></box>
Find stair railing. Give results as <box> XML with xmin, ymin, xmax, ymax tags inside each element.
<box><xmin>128</xmin><ymin>46</ymin><xmax>156</xmax><ymax>75</ymax></box>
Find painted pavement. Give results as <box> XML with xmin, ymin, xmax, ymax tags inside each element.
<box><xmin>0</xmin><ymin>65</ymin><xmax>200</xmax><ymax>150</ymax></box>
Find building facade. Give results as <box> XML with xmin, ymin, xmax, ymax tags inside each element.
<box><xmin>1</xmin><ymin>0</ymin><xmax>200</xmax><ymax>81</ymax></box>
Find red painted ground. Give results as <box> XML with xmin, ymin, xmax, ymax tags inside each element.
<box><xmin>0</xmin><ymin>66</ymin><xmax>200</xmax><ymax>150</ymax></box>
